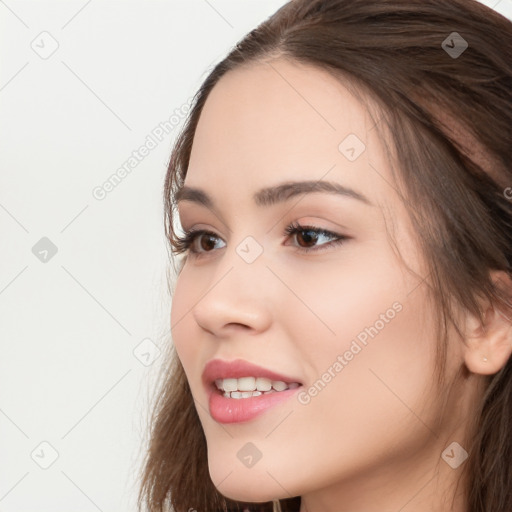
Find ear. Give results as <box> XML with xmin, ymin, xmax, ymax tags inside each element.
<box><xmin>463</xmin><ymin>271</ymin><xmax>512</xmax><ymax>376</ymax></box>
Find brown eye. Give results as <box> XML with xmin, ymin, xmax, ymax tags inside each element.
<box><xmin>197</xmin><ymin>233</ymin><xmax>218</xmax><ymax>252</ymax></box>
<box><xmin>294</xmin><ymin>228</ymin><xmax>320</xmax><ymax>249</ymax></box>
<box><xmin>174</xmin><ymin>229</ymin><xmax>225</xmax><ymax>257</ymax></box>
<box><xmin>284</xmin><ymin>222</ymin><xmax>349</xmax><ymax>254</ymax></box>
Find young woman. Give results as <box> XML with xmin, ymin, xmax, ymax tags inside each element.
<box><xmin>137</xmin><ymin>1</ymin><xmax>512</xmax><ymax>511</ymax></box>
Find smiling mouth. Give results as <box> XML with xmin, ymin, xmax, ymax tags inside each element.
<box><xmin>214</xmin><ymin>376</ymin><xmax>301</xmax><ymax>398</ymax></box>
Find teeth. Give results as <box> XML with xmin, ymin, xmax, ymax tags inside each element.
<box><xmin>256</xmin><ymin>377</ymin><xmax>272</xmax><ymax>391</ymax></box>
<box><xmin>220</xmin><ymin>378</ymin><xmax>238</xmax><ymax>392</ymax></box>
<box><xmin>224</xmin><ymin>390</ymin><xmax>263</xmax><ymax>399</ymax></box>
<box><xmin>215</xmin><ymin>376</ymin><xmax>300</xmax><ymax>396</ymax></box>
<box><xmin>272</xmin><ymin>380</ymin><xmax>287</xmax><ymax>391</ymax></box>
<box><xmin>238</xmin><ymin>376</ymin><xmax>256</xmax><ymax>391</ymax></box>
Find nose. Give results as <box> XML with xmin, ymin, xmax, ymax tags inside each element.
<box><xmin>191</xmin><ymin>257</ymin><xmax>273</xmax><ymax>338</ymax></box>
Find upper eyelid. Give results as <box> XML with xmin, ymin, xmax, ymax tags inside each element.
<box><xmin>182</xmin><ymin>223</ymin><xmax>340</xmax><ymax>238</ymax></box>
<box><xmin>179</xmin><ymin>218</ymin><xmax>344</xmax><ymax>234</ymax></box>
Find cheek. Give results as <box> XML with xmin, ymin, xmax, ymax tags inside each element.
<box><xmin>285</xmin><ymin>249</ymin><xmax>438</xmax><ymax>447</ymax></box>
<box><xmin>302</xmin><ymin>277</ymin><xmax>437</xmax><ymax>452</ymax></box>
<box><xmin>275</xmin><ymin>243</ymin><xmax>416</xmax><ymax>361</ymax></box>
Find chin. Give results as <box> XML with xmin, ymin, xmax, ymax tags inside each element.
<box><xmin>208</xmin><ymin>461</ymin><xmax>285</xmax><ymax>503</ymax></box>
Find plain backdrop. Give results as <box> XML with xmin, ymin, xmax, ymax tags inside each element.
<box><xmin>1</xmin><ymin>1</ymin><xmax>511</xmax><ymax>511</ymax></box>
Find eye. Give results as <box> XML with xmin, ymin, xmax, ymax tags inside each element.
<box><xmin>172</xmin><ymin>222</ymin><xmax>349</xmax><ymax>258</ymax></box>
<box><xmin>174</xmin><ymin>229</ymin><xmax>226</xmax><ymax>256</ymax></box>
<box><xmin>283</xmin><ymin>221</ymin><xmax>348</xmax><ymax>254</ymax></box>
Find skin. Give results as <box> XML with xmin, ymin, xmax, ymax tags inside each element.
<box><xmin>170</xmin><ymin>57</ymin><xmax>512</xmax><ymax>512</ymax></box>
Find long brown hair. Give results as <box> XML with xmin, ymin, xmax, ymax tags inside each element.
<box><xmin>137</xmin><ymin>1</ymin><xmax>512</xmax><ymax>511</ymax></box>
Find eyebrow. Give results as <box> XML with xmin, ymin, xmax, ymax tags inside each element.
<box><xmin>175</xmin><ymin>180</ymin><xmax>373</xmax><ymax>208</ymax></box>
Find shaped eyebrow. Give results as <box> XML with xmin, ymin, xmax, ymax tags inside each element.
<box><xmin>175</xmin><ymin>180</ymin><xmax>373</xmax><ymax>208</ymax></box>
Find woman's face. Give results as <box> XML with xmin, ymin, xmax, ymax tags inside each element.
<box><xmin>170</xmin><ymin>58</ymin><xmax>467</xmax><ymax>509</ymax></box>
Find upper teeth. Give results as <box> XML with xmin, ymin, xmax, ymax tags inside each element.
<box><xmin>215</xmin><ymin>377</ymin><xmax>300</xmax><ymax>392</ymax></box>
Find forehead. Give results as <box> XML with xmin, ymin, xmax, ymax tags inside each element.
<box><xmin>185</xmin><ymin>57</ymin><xmax>392</xmax><ymax>207</ymax></box>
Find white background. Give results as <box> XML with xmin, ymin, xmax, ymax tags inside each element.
<box><xmin>1</xmin><ymin>1</ymin><xmax>511</xmax><ymax>511</ymax></box>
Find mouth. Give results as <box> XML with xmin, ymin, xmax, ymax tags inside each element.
<box><xmin>202</xmin><ymin>358</ymin><xmax>303</xmax><ymax>423</ymax></box>
<box><xmin>213</xmin><ymin>376</ymin><xmax>301</xmax><ymax>399</ymax></box>
<box><xmin>202</xmin><ymin>357</ymin><xmax>303</xmax><ymax>395</ymax></box>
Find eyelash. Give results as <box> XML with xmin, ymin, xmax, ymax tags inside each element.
<box><xmin>173</xmin><ymin>221</ymin><xmax>349</xmax><ymax>258</ymax></box>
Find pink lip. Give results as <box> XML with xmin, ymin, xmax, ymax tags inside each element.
<box><xmin>202</xmin><ymin>358</ymin><xmax>303</xmax><ymax>424</ymax></box>
<box><xmin>202</xmin><ymin>358</ymin><xmax>302</xmax><ymax>387</ymax></box>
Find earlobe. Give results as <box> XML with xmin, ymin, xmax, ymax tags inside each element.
<box><xmin>463</xmin><ymin>271</ymin><xmax>512</xmax><ymax>376</ymax></box>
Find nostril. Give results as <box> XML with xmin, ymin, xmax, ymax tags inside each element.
<box><xmin>226</xmin><ymin>323</ymin><xmax>251</xmax><ymax>331</ymax></box>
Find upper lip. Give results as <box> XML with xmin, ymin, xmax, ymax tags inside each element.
<box><xmin>202</xmin><ymin>358</ymin><xmax>302</xmax><ymax>389</ymax></box>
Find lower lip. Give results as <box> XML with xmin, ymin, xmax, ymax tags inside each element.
<box><xmin>208</xmin><ymin>386</ymin><xmax>302</xmax><ymax>424</ymax></box>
